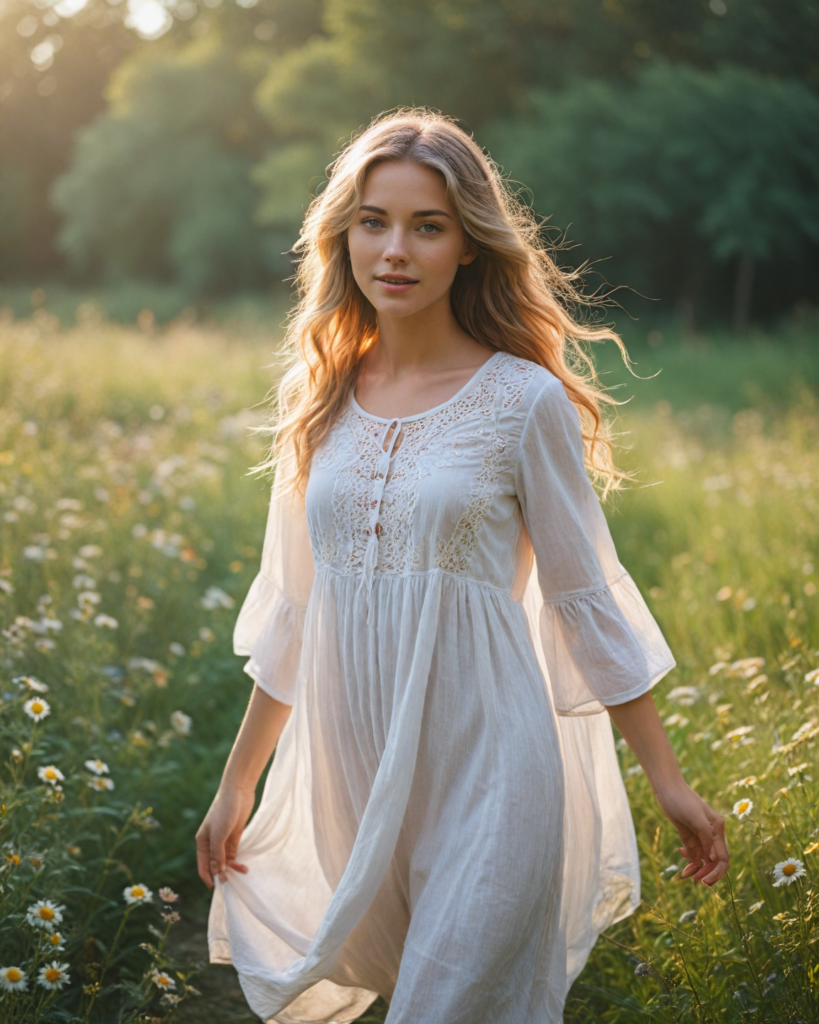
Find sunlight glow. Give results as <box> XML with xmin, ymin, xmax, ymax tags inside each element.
<box><xmin>125</xmin><ymin>0</ymin><xmax>173</xmax><ymax>39</ymax></box>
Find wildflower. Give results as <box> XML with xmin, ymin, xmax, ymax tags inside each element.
<box><xmin>679</xmin><ymin>909</ymin><xmax>698</xmax><ymax>923</ymax></box>
<box><xmin>26</xmin><ymin>899</ymin><xmax>65</xmax><ymax>932</ymax></box>
<box><xmin>13</xmin><ymin>675</ymin><xmax>48</xmax><ymax>693</ymax></box>
<box><xmin>170</xmin><ymin>710</ymin><xmax>192</xmax><ymax>736</ymax></box>
<box><xmin>123</xmin><ymin>883</ymin><xmax>153</xmax><ymax>905</ymax></box>
<box><xmin>11</xmin><ymin>749</ymin><xmax>24</xmax><ymax>763</ymax></box>
<box><xmin>804</xmin><ymin>841</ymin><xmax>819</xmax><ymax>855</ymax></box>
<box><xmin>93</xmin><ymin>614</ymin><xmax>118</xmax><ymax>629</ymax></box>
<box><xmin>79</xmin><ymin>544</ymin><xmax>102</xmax><ymax>559</ymax></box>
<box><xmin>30</xmin><ymin>854</ymin><xmax>44</xmax><ymax>869</ymax></box>
<box><xmin>5</xmin><ymin>851</ymin><xmax>20</xmax><ymax>866</ymax></box>
<box><xmin>201</xmin><ymin>586</ymin><xmax>235</xmax><ymax>611</ymax></box>
<box><xmin>716</xmin><ymin>587</ymin><xmax>732</xmax><ymax>602</ymax></box>
<box><xmin>773</xmin><ymin>858</ymin><xmax>806</xmax><ymax>887</ymax></box>
<box><xmin>634</xmin><ymin>962</ymin><xmax>651</xmax><ymax>977</ymax></box>
<box><xmin>23</xmin><ymin>697</ymin><xmax>51</xmax><ymax>721</ymax></box>
<box><xmin>733</xmin><ymin>799</ymin><xmax>753</xmax><ymax>820</ymax></box>
<box><xmin>158</xmin><ymin>887</ymin><xmax>179</xmax><ymax>903</ymax></box>
<box><xmin>37</xmin><ymin>765</ymin><xmax>64</xmax><ymax>787</ymax></box>
<box><xmin>151</xmin><ymin>970</ymin><xmax>176</xmax><ymax>991</ymax></box>
<box><xmin>168</xmin><ymin>642</ymin><xmax>186</xmax><ymax>657</ymax></box>
<box><xmin>77</xmin><ymin>590</ymin><xmax>101</xmax><ymax>606</ymax></box>
<box><xmin>736</xmin><ymin>776</ymin><xmax>758</xmax><ymax>788</ymax></box>
<box><xmin>806</xmin><ymin>668</ymin><xmax>819</xmax><ymax>685</ymax></box>
<box><xmin>161</xmin><ymin>910</ymin><xmax>181</xmax><ymax>924</ymax></box>
<box><xmin>0</xmin><ymin>966</ymin><xmax>27</xmax><ymax>992</ymax></box>
<box><xmin>788</xmin><ymin>762</ymin><xmax>809</xmax><ymax>777</ymax></box>
<box><xmin>748</xmin><ymin>900</ymin><xmax>765</xmax><ymax>914</ymax></box>
<box><xmin>725</xmin><ymin>725</ymin><xmax>755</xmax><ymax>742</ymax></box>
<box><xmin>729</xmin><ymin>657</ymin><xmax>766</xmax><ymax>678</ymax></box>
<box><xmin>666</xmin><ymin>686</ymin><xmax>699</xmax><ymax>706</ymax></box>
<box><xmin>84</xmin><ymin>758</ymin><xmax>109</xmax><ymax>775</ymax></box>
<box><xmin>87</xmin><ymin>776</ymin><xmax>114</xmax><ymax>792</ymax></box>
<box><xmin>72</xmin><ymin>573</ymin><xmax>97</xmax><ymax>589</ymax></box>
<box><xmin>198</xmin><ymin>626</ymin><xmax>214</xmax><ymax>642</ymax></box>
<box><xmin>37</xmin><ymin>961</ymin><xmax>70</xmax><ymax>990</ymax></box>
<box><xmin>46</xmin><ymin>932</ymin><xmax>65</xmax><ymax>951</ymax></box>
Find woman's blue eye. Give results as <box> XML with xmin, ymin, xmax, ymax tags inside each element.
<box><xmin>418</xmin><ymin>223</ymin><xmax>441</xmax><ymax>234</ymax></box>
<box><xmin>362</xmin><ymin>218</ymin><xmax>382</xmax><ymax>228</ymax></box>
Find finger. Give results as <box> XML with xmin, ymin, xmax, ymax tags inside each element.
<box><xmin>701</xmin><ymin>828</ymin><xmax>730</xmax><ymax>886</ymax></box>
<box><xmin>209</xmin><ymin>833</ymin><xmax>228</xmax><ymax>883</ymax></box>
<box><xmin>225</xmin><ymin>859</ymin><xmax>250</xmax><ymax>875</ymax></box>
<box><xmin>195</xmin><ymin>832</ymin><xmax>214</xmax><ymax>890</ymax></box>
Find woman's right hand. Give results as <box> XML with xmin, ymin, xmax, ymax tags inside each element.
<box><xmin>195</xmin><ymin>785</ymin><xmax>256</xmax><ymax>889</ymax></box>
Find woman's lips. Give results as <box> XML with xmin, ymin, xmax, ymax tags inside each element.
<box><xmin>375</xmin><ymin>276</ymin><xmax>419</xmax><ymax>294</ymax></box>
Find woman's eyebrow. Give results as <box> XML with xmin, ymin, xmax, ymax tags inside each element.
<box><xmin>358</xmin><ymin>205</ymin><xmax>453</xmax><ymax>220</ymax></box>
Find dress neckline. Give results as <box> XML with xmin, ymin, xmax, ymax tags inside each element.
<box><xmin>350</xmin><ymin>350</ymin><xmax>504</xmax><ymax>424</ymax></box>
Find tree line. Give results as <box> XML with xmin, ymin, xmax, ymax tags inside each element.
<box><xmin>1</xmin><ymin>0</ymin><xmax>817</xmax><ymax>329</ymax></box>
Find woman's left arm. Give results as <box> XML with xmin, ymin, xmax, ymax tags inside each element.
<box><xmin>606</xmin><ymin>691</ymin><xmax>729</xmax><ymax>886</ymax></box>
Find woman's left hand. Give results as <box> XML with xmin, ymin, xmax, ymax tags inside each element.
<box><xmin>654</xmin><ymin>779</ymin><xmax>730</xmax><ymax>886</ymax></box>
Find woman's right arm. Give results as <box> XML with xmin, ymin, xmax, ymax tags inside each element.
<box><xmin>195</xmin><ymin>685</ymin><xmax>292</xmax><ymax>889</ymax></box>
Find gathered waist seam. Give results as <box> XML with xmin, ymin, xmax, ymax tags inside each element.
<box><xmin>314</xmin><ymin>562</ymin><xmax>515</xmax><ymax>600</ymax></box>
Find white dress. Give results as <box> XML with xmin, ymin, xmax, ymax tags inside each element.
<box><xmin>207</xmin><ymin>351</ymin><xmax>676</xmax><ymax>1024</ymax></box>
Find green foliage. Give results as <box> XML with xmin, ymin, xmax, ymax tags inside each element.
<box><xmin>51</xmin><ymin>35</ymin><xmax>271</xmax><ymax>295</ymax></box>
<box><xmin>0</xmin><ymin>322</ymin><xmax>277</xmax><ymax>1020</ymax></box>
<box><xmin>487</xmin><ymin>64</ymin><xmax>819</xmax><ymax>316</ymax></box>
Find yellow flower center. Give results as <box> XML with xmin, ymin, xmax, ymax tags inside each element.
<box><xmin>44</xmin><ymin>968</ymin><xmax>61</xmax><ymax>982</ymax></box>
<box><xmin>738</xmin><ymin>802</ymin><xmax>749</xmax><ymax>813</ymax></box>
<box><xmin>49</xmin><ymin>934</ymin><xmax>62</xmax><ymax>945</ymax></box>
<box><xmin>6</xmin><ymin>853</ymin><xmax>20</xmax><ymax>865</ymax></box>
<box><xmin>45</xmin><ymin>769</ymin><xmax>57</xmax><ymax>779</ymax></box>
<box><xmin>783</xmin><ymin>863</ymin><xmax>796</xmax><ymax>876</ymax></box>
<box><xmin>5</xmin><ymin>968</ymin><xmax>22</xmax><ymax>982</ymax></box>
<box><xmin>39</xmin><ymin>907</ymin><xmax>55</xmax><ymax>920</ymax></box>
<box><xmin>31</xmin><ymin>702</ymin><xmax>43</xmax><ymax>714</ymax></box>
<box><xmin>157</xmin><ymin>975</ymin><xmax>171</xmax><ymax>986</ymax></box>
<box><xmin>131</xmin><ymin>886</ymin><xmax>145</xmax><ymax>898</ymax></box>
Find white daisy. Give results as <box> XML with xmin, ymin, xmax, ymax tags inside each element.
<box><xmin>37</xmin><ymin>961</ymin><xmax>69</xmax><ymax>990</ymax></box>
<box><xmin>170</xmin><ymin>710</ymin><xmax>192</xmax><ymax>736</ymax></box>
<box><xmin>123</xmin><ymin>883</ymin><xmax>153</xmax><ymax>905</ymax></box>
<box><xmin>805</xmin><ymin>667</ymin><xmax>819</xmax><ymax>684</ymax></box>
<box><xmin>13</xmin><ymin>675</ymin><xmax>48</xmax><ymax>693</ymax></box>
<box><xmin>93</xmin><ymin>614</ymin><xmax>118</xmax><ymax>629</ymax></box>
<box><xmin>23</xmin><ymin>697</ymin><xmax>51</xmax><ymax>722</ymax></box>
<box><xmin>733</xmin><ymin>798</ymin><xmax>754</xmax><ymax>820</ymax></box>
<box><xmin>151</xmin><ymin>969</ymin><xmax>177</xmax><ymax>990</ymax></box>
<box><xmin>37</xmin><ymin>765</ymin><xmax>65</xmax><ymax>787</ymax></box>
<box><xmin>84</xmin><ymin>758</ymin><xmax>109</xmax><ymax>776</ymax></box>
<box><xmin>87</xmin><ymin>776</ymin><xmax>114</xmax><ymax>792</ymax></box>
<box><xmin>773</xmin><ymin>858</ymin><xmax>806</xmax><ymax>887</ymax></box>
<box><xmin>45</xmin><ymin>931</ymin><xmax>66</xmax><ymax>951</ymax></box>
<box><xmin>158</xmin><ymin>887</ymin><xmax>179</xmax><ymax>903</ymax></box>
<box><xmin>0</xmin><ymin>965</ymin><xmax>27</xmax><ymax>992</ymax></box>
<box><xmin>26</xmin><ymin>899</ymin><xmax>65</xmax><ymax>932</ymax></box>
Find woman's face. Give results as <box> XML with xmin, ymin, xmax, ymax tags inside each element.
<box><xmin>346</xmin><ymin>159</ymin><xmax>476</xmax><ymax>319</ymax></box>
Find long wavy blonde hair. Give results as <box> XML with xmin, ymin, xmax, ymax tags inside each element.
<box><xmin>257</xmin><ymin>107</ymin><xmax>639</xmax><ymax>499</ymax></box>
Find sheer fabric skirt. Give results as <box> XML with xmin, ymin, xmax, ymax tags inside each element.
<box><xmin>209</xmin><ymin>569</ymin><xmax>568</xmax><ymax>1024</ymax></box>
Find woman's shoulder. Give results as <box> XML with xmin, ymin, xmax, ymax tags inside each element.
<box><xmin>493</xmin><ymin>351</ymin><xmax>565</xmax><ymax>410</ymax></box>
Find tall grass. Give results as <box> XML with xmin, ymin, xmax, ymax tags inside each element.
<box><xmin>0</xmin><ymin>314</ymin><xmax>817</xmax><ymax>1021</ymax></box>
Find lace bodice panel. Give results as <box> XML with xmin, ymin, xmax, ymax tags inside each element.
<box><xmin>305</xmin><ymin>352</ymin><xmax>538</xmax><ymax>593</ymax></box>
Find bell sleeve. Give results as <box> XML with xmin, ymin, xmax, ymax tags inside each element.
<box><xmin>233</xmin><ymin>453</ymin><xmax>315</xmax><ymax>705</ymax></box>
<box><xmin>515</xmin><ymin>375</ymin><xmax>676</xmax><ymax>716</ymax></box>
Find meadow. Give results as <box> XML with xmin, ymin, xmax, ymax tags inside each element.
<box><xmin>0</xmin><ymin>306</ymin><xmax>817</xmax><ymax>1023</ymax></box>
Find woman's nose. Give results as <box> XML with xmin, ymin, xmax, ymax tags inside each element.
<box><xmin>382</xmin><ymin>228</ymin><xmax>410</xmax><ymax>263</ymax></box>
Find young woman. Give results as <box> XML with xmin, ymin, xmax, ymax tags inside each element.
<box><xmin>196</xmin><ymin>108</ymin><xmax>729</xmax><ymax>1024</ymax></box>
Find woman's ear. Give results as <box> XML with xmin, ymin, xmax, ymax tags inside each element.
<box><xmin>459</xmin><ymin>238</ymin><xmax>478</xmax><ymax>266</ymax></box>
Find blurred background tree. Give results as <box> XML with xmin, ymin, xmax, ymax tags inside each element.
<box><xmin>0</xmin><ymin>0</ymin><xmax>817</xmax><ymax>325</ymax></box>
